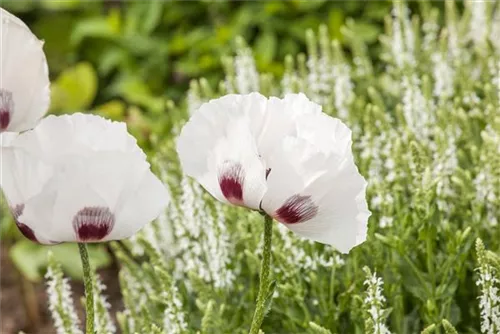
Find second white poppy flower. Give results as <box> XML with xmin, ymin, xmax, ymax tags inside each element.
<box><xmin>176</xmin><ymin>93</ymin><xmax>370</xmax><ymax>253</ymax></box>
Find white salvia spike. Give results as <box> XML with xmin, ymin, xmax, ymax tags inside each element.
<box><xmin>332</xmin><ymin>64</ymin><xmax>354</xmax><ymax>119</ymax></box>
<box><xmin>187</xmin><ymin>81</ymin><xmax>203</xmax><ymax>116</ymax></box>
<box><xmin>45</xmin><ymin>254</ymin><xmax>83</xmax><ymax>334</ymax></box>
<box><xmin>490</xmin><ymin>7</ymin><xmax>500</xmax><ymax>54</ymax></box>
<box><xmin>163</xmin><ymin>285</ymin><xmax>188</xmax><ymax>334</ymax></box>
<box><xmin>93</xmin><ymin>275</ymin><xmax>116</xmax><ymax>334</ymax></box>
<box><xmin>363</xmin><ymin>268</ymin><xmax>392</xmax><ymax>334</ymax></box>
<box><xmin>0</xmin><ymin>8</ymin><xmax>50</xmax><ymax>132</ymax></box>
<box><xmin>467</xmin><ymin>0</ymin><xmax>488</xmax><ymax>48</ymax></box>
<box><xmin>391</xmin><ymin>2</ymin><xmax>415</xmax><ymax>69</ymax></box>
<box><xmin>476</xmin><ymin>240</ymin><xmax>500</xmax><ymax>334</ymax></box>
<box><xmin>0</xmin><ymin>113</ymin><xmax>170</xmax><ymax>244</ymax></box>
<box><xmin>432</xmin><ymin>52</ymin><xmax>455</xmax><ymax>100</ymax></box>
<box><xmin>169</xmin><ymin>174</ymin><xmax>234</xmax><ymax>288</ymax></box>
<box><xmin>234</xmin><ymin>39</ymin><xmax>259</xmax><ymax>94</ymax></box>
<box><xmin>401</xmin><ymin>75</ymin><xmax>435</xmax><ymax>142</ymax></box>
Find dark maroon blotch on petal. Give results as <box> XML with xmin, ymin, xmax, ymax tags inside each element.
<box><xmin>0</xmin><ymin>111</ymin><xmax>10</xmax><ymax>130</ymax></box>
<box><xmin>275</xmin><ymin>194</ymin><xmax>318</xmax><ymax>224</ymax></box>
<box><xmin>11</xmin><ymin>204</ymin><xmax>39</xmax><ymax>243</ymax></box>
<box><xmin>73</xmin><ymin>207</ymin><xmax>115</xmax><ymax>242</ymax></box>
<box><xmin>0</xmin><ymin>89</ymin><xmax>14</xmax><ymax>131</ymax></box>
<box><xmin>17</xmin><ymin>223</ymin><xmax>38</xmax><ymax>242</ymax></box>
<box><xmin>218</xmin><ymin>161</ymin><xmax>245</xmax><ymax>205</ymax></box>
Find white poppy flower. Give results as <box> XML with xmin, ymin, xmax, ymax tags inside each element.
<box><xmin>0</xmin><ymin>8</ymin><xmax>50</xmax><ymax>132</ymax></box>
<box><xmin>0</xmin><ymin>113</ymin><xmax>169</xmax><ymax>244</ymax></box>
<box><xmin>176</xmin><ymin>93</ymin><xmax>370</xmax><ymax>253</ymax></box>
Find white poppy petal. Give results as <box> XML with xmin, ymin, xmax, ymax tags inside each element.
<box><xmin>262</xmin><ymin>132</ymin><xmax>370</xmax><ymax>253</ymax></box>
<box><xmin>113</xmin><ymin>170</ymin><xmax>170</xmax><ymax>240</ymax></box>
<box><xmin>261</xmin><ymin>136</ymin><xmax>329</xmax><ymax>219</ymax></box>
<box><xmin>0</xmin><ymin>146</ymin><xmax>53</xmax><ymax>206</ymax></box>
<box><xmin>257</xmin><ymin>93</ymin><xmax>322</xmax><ymax>159</ymax></box>
<box><xmin>19</xmin><ymin>176</ymin><xmax>110</xmax><ymax>243</ymax></box>
<box><xmin>282</xmin><ymin>156</ymin><xmax>370</xmax><ymax>253</ymax></box>
<box><xmin>177</xmin><ymin>94</ymin><xmax>268</xmax><ymax>210</ymax></box>
<box><xmin>8</xmin><ymin>114</ymin><xmax>168</xmax><ymax>243</ymax></box>
<box><xmin>295</xmin><ymin>111</ymin><xmax>353</xmax><ymax>158</ymax></box>
<box><xmin>0</xmin><ymin>145</ymin><xmax>54</xmax><ymax>243</ymax></box>
<box><xmin>0</xmin><ymin>8</ymin><xmax>50</xmax><ymax>132</ymax></box>
<box><xmin>12</xmin><ymin>113</ymin><xmax>145</xmax><ymax>163</ymax></box>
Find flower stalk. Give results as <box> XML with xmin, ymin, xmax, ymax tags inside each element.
<box><xmin>78</xmin><ymin>243</ymin><xmax>95</xmax><ymax>334</ymax></box>
<box><xmin>249</xmin><ymin>214</ymin><xmax>274</xmax><ymax>334</ymax></box>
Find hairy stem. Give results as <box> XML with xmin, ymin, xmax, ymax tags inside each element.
<box><xmin>78</xmin><ymin>243</ymin><xmax>94</xmax><ymax>334</ymax></box>
<box><xmin>249</xmin><ymin>214</ymin><xmax>274</xmax><ymax>334</ymax></box>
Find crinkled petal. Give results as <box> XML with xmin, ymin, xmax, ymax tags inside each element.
<box><xmin>177</xmin><ymin>94</ymin><xmax>268</xmax><ymax>210</ymax></box>
<box><xmin>262</xmin><ymin>136</ymin><xmax>370</xmax><ymax>253</ymax></box>
<box><xmin>19</xmin><ymin>151</ymin><xmax>167</xmax><ymax>243</ymax></box>
<box><xmin>0</xmin><ymin>146</ymin><xmax>53</xmax><ymax>208</ymax></box>
<box><xmin>11</xmin><ymin>114</ymin><xmax>145</xmax><ymax>163</ymax></box>
<box><xmin>0</xmin><ymin>8</ymin><xmax>50</xmax><ymax>132</ymax></box>
<box><xmin>113</xmin><ymin>169</ymin><xmax>170</xmax><ymax>240</ymax></box>
<box><xmin>9</xmin><ymin>114</ymin><xmax>167</xmax><ymax>243</ymax></box>
<box><xmin>257</xmin><ymin>93</ymin><xmax>322</xmax><ymax>159</ymax></box>
<box><xmin>19</xmin><ymin>176</ymin><xmax>110</xmax><ymax>243</ymax></box>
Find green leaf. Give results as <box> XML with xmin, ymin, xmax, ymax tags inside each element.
<box><xmin>39</xmin><ymin>0</ymin><xmax>82</xmax><ymax>11</ymax></box>
<box><xmin>1</xmin><ymin>0</ymin><xmax>36</xmax><ymax>13</ymax></box>
<box><xmin>308</xmin><ymin>322</ymin><xmax>333</xmax><ymax>334</ymax></box>
<box><xmin>9</xmin><ymin>241</ymin><xmax>46</xmax><ymax>281</ymax></box>
<box><xmin>71</xmin><ymin>9</ymin><xmax>121</xmax><ymax>46</ymax></box>
<box><xmin>328</xmin><ymin>8</ymin><xmax>344</xmax><ymax>42</ymax></box>
<box><xmin>51</xmin><ymin>243</ymin><xmax>111</xmax><ymax>279</ymax></box>
<box><xmin>50</xmin><ymin>62</ymin><xmax>98</xmax><ymax>112</ymax></box>
<box><xmin>93</xmin><ymin>100</ymin><xmax>126</xmax><ymax>121</ymax></box>
<box><xmin>140</xmin><ymin>1</ymin><xmax>164</xmax><ymax>34</ymax></box>
<box><xmin>9</xmin><ymin>241</ymin><xmax>111</xmax><ymax>282</ymax></box>
<box><xmin>292</xmin><ymin>0</ymin><xmax>326</xmax><ymax>11</ymax></box>
<box><xmin>349</xmin><ymin>21</ymin><xmax>381</xmax><ymax>43</ymax></box>
<box><xmin>107</xmin><ymin>76</ymin><xmax>164</xmax><ymax>114</ymax></box>
<box><xmin>33</xmin><ymin>15</ymin><xmax>75</xmax><ymax>74</ymax></box>
<box><xmin>442</xmin><ymin>319</ymin><xmax>458</xmax><ymax>334</ymax></box>
<box><xmin>255</xmin><ymin>31</ymin><xmax>277</xmax><ymax>65</ymax></box>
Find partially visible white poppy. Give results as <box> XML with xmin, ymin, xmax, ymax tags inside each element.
<box><xmin>0</xmin><ymin>114</ymin><xmax>169</xmax><ymax>244</ymax></box>
<box><xmin>176</xmin><ymin>93</ymin><xmax>370</xmax><ymax>253</ymax></box>
<box><xmin>0</xmin><ymin>8</ymin><xmax>50</xmax><ymax>132</ymax></box>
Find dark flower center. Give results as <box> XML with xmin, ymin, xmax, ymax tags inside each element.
<box><xmin>73</xmin><ymin>207</ymin><xmax>115</xmax><ymax>242</ymax></box>
<box><xmin>274</xmin><ymin>194</ymin><xmax>318</xmax><ymax>224</ymax></box>
<box><xmin>0</xmin><ymin>89</ymin><xmax>14</xmax><ymax>131</ymax></box>
<box><xmin>11</xmin><ymin>204</ymin><xmax>39</xmax><ymax>243</ymax></box>
<box><xmin>218</xmin><ymin>161</ymin><xmax>245</xmax><ymax>205</ymax></box>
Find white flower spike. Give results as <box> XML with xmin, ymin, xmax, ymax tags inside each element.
<box><xmin>0</xmin><ymin>8</ymin><xmax>50</xmax><ymax>132</ymax></box>
<box><xmin>177</xmin><ymin>93</ymin><xmax>370</xmax><ymax>253</ymax></box>
<box><xmin>0</xmin><ymin>113</ymin><xmax>169</xmax><ymax>244</ymax></box>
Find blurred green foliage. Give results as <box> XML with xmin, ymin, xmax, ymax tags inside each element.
<box><xmin>10</xmin><ymin>241</ymin><xmax>111</xmax><ymax>281</ymax></box>
<box><xmin>3</xmin><ymin>0</ymin><xmax>390</xmax><ymax>150</ymax></box>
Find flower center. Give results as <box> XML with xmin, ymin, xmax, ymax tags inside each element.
<box><xmin>11</xmin><ymin>204</ymin><xmax>38</xmax><ymax>243</ymax></box>
<box><xmin>0</xmin><ymin>89</ymin><xmax>14</xmax><ymax>131</ymax></box>
<box><xmin>73</xmin><ymin>207</ymin><xmax>115</xmax><ymax>242</ymax></box>
<box><xmin>274</xmin><ymin>194</ymin><xmax>318</xmax><ymax>224</ymax></box>
<box><xmin>218</xmin><ymin>161</ymin><xmax>245</xmax><ymax>205</ymax></box>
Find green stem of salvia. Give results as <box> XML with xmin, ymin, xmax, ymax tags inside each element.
<box><xmin>78</xmin><ymin>243</ymin><xmax>94</xmax><ymax>334</ymax></box>
<box><xmin>249</xmin><ymin>214</ymin><xmax>273</xmax><ymax>334</ymax></box>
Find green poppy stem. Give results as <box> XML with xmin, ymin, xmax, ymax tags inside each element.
<box><xmin>78</xmin><ymin>243</ymin><xmax>94</xmax><ymax>334</ymax></box>
<box><xmin>249</xmin><ymin>214</ymin><xmax>274</xmax><ymax>334</ymax></box>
